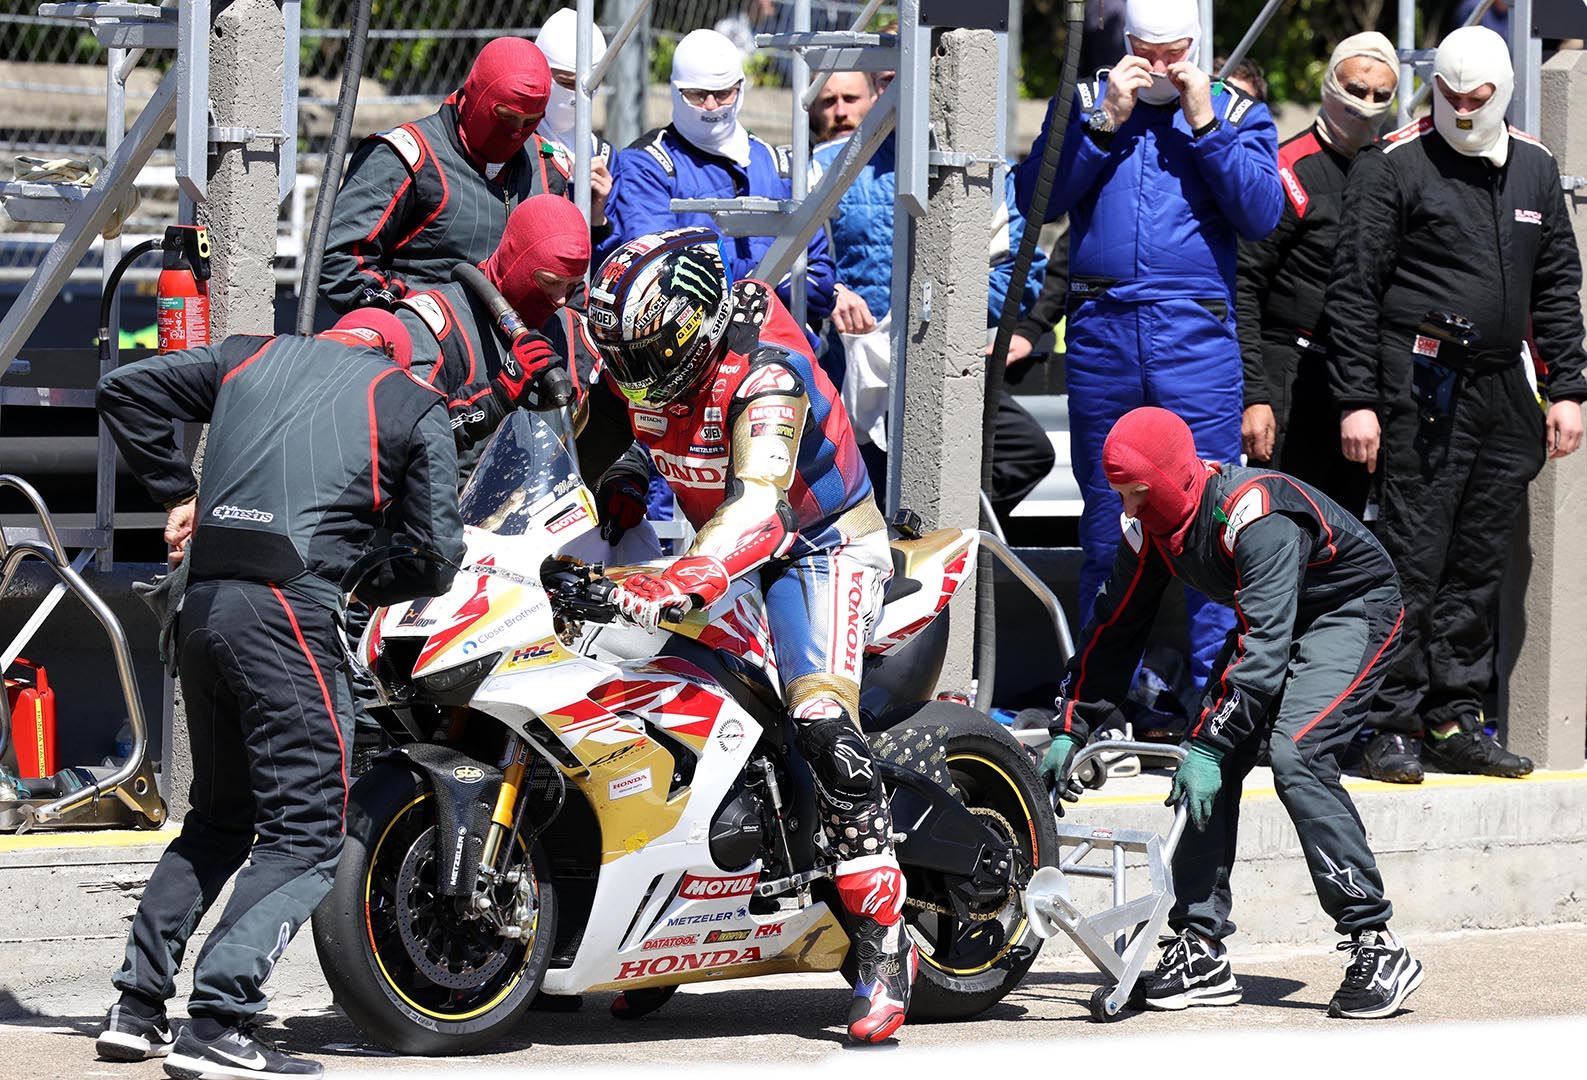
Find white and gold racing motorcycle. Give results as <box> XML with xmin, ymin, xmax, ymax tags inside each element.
<box><xmin>312</xmin><ymin>412</ymin><xmax>1057</xmax><ymax>1054</ymax></box>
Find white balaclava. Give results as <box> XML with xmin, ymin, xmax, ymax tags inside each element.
<box><xmin>1316</xmin><ymin>31</ymin><xmax>1398</xmax><ymax>156</ymax></box>
<box><xmin>1124</xmin><ymin>0</ymin><xmax>1200</xmax><ymax>106</ymax></box>
<box><xmin>535</xmin><ymin>8</ymin><xmax>608</xmax><ymax>155</ymax></box>
<box><xmin>1432</xmin><ymin>25</ymin><xmax>1514</xmax><ymax>167</ymax></box>
<box><xmin>671</xmin><ymin>29</ymin><xmax>751</xmax><ymax>166</ymax></box>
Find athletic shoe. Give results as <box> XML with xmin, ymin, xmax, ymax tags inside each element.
<box><xmin>96</xmin><ymin>1001</ymin><xmax>176</xmax><ymax>1061</ymax></box>
<box><xmin>1328</xmin><ymin>928</ymin><xmax>1424</xmax><ymax>1018</ymax></box>
<box><xmin>1363</xmin><ymin>733</ymin><xmax>1424</xmax><ymax>784</ymax></box>
<box><xmin>1141</xmin><ymin>929</ymin><xmax>1242</xmax><ymax>1010</ymax></box>
<box><xmin>164</xmin><ymin>1024</ymin><xmax>322</xmax><ymax>1079</ymax></box>
<box><xmin>836</xmin><ymin>857</ymin><xmax>916</xmax><ymax>1043</ymax></box>
<box><xmin>1423</xmin><ymin>727</ymin><xmax>1533</xmax><ymax>778</ymax></box>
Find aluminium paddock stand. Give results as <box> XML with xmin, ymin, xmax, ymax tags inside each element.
<box><xmin>1022</xmin><ymin>740</ymin><xmax>1189</xmax><ymax>1022</ymax></box>
<box><xmin>0</xmin><ymin>475</ymin><xmax>166</xmax><ymax>833</ymax></box>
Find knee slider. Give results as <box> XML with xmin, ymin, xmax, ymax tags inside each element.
<box><xmin>797</xmin><ymin>714</ymin><xmax>879</xmax><ymax>801</ymax></box>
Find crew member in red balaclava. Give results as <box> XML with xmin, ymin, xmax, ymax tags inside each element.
<box><xmin>1041</xmin><ymin>406</ymin><xmax>1423</xmax><ymax>1020</ymax></box>
<box><xmin>322</xmin><ymin>36</ymin><xmax>608</xmax><ymax>316</ymax></box>
<box><xmin>391</xmin><ymin>193</ymin><xmax>594</xmax><ymax>450</ymax></box>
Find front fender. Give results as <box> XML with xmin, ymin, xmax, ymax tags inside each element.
<box><xmin>378</xmin><ymin>743</ymin><xmax>503</xmax><ymax>899</ymax></box>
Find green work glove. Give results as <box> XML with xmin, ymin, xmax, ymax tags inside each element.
<box><xmin>1041</xmin><ymin>734</ymin><xmax>1083</xmax><ymax>816</ymax></box>
<box><xmin>1167</xmin><ymin>742</ymin><xmax>1226</xmax><ymax>832</ymax></box>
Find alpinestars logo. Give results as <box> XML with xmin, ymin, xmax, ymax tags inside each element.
<box><xmin>1205</xmin><ymin>689</ymin><xmax>1240</xmax><ymax>739</ymax></box>
<box><xmin>211</xmin><ymin>504</ymin><xmax>275</xmax><ymax>524</ymax></box>
<box><xmin>1316</xmin><ymin>848</ymin><xmax>1369</xmax><ymax>899</ymax></box>
<box><xmin>669</xmin><ymin>253</ymin><xmax>720</xmax><ymax>307</ymax></box>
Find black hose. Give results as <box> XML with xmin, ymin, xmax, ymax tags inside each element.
<box><xmin>975</xmin><ymin>0</ymin><xmax>1085</xmax><ymax>709</ymax></box>
<box><xmin>296</xmin><ymin>0</ymin><xmax>376</xmax><ymax>334</ymax></box>
<box><xmin>98</xmin><ymin>237</ymin><xmax>163</xmax><ymax>369</ymax></box>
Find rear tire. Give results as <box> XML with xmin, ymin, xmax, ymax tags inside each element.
<box><xmin>868</xmin><ymin>702</ymin><xmax>1058</xmax><ymax>1021</ymax></box>
<box><xmin>312</xmin><ymin>761</ymin><xmax>556</xmax><ymax>1055</ymax></box>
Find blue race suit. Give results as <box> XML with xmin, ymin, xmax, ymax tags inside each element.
<box><xmin>1016</xmin><ymin>74</ymin><xmax>1281</xmax><ymax>682</ymax></box>
<box><xmin>601</xmin><ymin>126</ymin><xmax>837</xmax><ymax>341</ymax></box>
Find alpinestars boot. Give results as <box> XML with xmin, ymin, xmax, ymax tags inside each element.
<box><xmin>835</xmin><ymin>855</ymin><xmax>917</xmax><ymax>1043</ymax></box>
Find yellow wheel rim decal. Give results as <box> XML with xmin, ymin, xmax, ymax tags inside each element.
<box><xmin>912</xmin><ymin>752</ymin><xmax>1037</xmax><ymax>977</ymax></box>
<box><xmin>365</xmin><ymin>793</ymin><xmax>532</xmax><ymax>1023</ymax></box>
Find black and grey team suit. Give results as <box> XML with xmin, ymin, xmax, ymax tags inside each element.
<box><xmin>1324</xmin><ymin>118</ymin><xmax>1587</xmax><ymax>753</ymax></box>
<box><xmin>1236</xmin><ymin>123</ymin><xmax>1369</xmax><ymax>515</ymax></box>
<box><xmin>94</xmin><ymin>332</ymin><xmax>465</xmax><ymax>1078</ymax></box>
<box><xmin>320</xmin><ymin>104</ymin><xmax>582</xmax><ymax>313</ymax></box>
<box><xmin>1054</xmin><ymin>465</ymin><xmax>1414</xmax><ymax>1010</ymax></box>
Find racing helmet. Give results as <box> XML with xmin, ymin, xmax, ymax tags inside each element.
<box><xmin>586</xmin><ymin>228</ymin><xmax>733</xmax><ymax>406</ymax></box>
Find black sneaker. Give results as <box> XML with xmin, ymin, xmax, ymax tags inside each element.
<box><xmin>1141</xmin><ymin>929</ymin><xmax>1242</xmax><ymax>1010</ymax></box>
<box><xmin>1363</xmin><ymin>733</ymin><xmax>1424</xmax><ymax>784</ymax></box>
<box><xmin>164</xmin><ymin>1023</ymin><xmax>321</xmax><ymax>1080</ymax></box>
<box><xmin>96</xmin><ymin>1001</ymin><xmax>176</xmax><ymax>1061</ymax></box>
<box><xmin>1423</xmin><ymin>728</ymin><xmax>1533</xmax><ymax>778</ymax></box>
<box><xmin>1328</xmin><ymin>928</ymin><xmax>1424</xmax><ymax>1018</ymax></box>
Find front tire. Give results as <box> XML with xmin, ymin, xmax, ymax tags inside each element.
<box><xmin>312</xmin><ymin>760</ymin><xmax>556</xmax><ymax>1055</ymax></box>
<box><xmin>876</xmin><ymin>701</ymin><xmax>1059</xmax><ymax>1021</ymax></box>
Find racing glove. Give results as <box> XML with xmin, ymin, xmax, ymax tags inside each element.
<box><xmin>597</xmin><ymin>471</ymin><xmax>648</xmax><ymax>544</ymax></box>
<box><xmin>360</xmin><ymin>277</ymin><xmax>407</xmax><ymax>310</ymax></box>
<box><xmin>1167</xmin><ymin>741</ymin><xmax>1226</xmax><ymax>832</ymax></box>
<box><xmin>493</xmin><ymin>333</ymin><xmax>558</xmax><ymax>412</ymax></box>
<box><xmin>613</xmin><ymin>556</ymin><xmax>730</xmax><ymax>631</ymax></box>
<box><xmin>1040</xmin><ymin>732</ymin><xmax>1083</xmax><ymax>816</ymax></box>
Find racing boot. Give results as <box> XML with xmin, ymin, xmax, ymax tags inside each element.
<box><xmin>1423</xmin><ymin>717</ymin><xmax>1532</xmax><ymax>778</ymax></box>
<box><xmin>1362</xmin><ymin>732</ymin><xmax>1424</xmax><ymax>784</ymax></box>
<box><xmin>836</xmin><ymin>855</ymin><xmax>917</xmax><ymax>1043</ymax></box>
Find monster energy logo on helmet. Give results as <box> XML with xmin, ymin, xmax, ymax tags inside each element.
<box><xmin>669</xmin><ymin>251</ymin><xmax>721</xmax><ymax>306</ymax></box>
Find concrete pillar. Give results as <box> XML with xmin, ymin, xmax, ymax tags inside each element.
<box><xmin>898</xmin><ymin>29</ymin><xmax>996</xmax><ymax>692</ymax></box>
<box><xmin>201</xmin><ymin>0</ymin><xmax>284</xmax><ymax>337</ymax></box>
<box><xmin>1499</xmin><ymin>49</ymin><xmax>1587</xmax><ymax>771</ymax></box>
<box><xmin>162</xmin><ymin>1</ymin><xmax>285</xmax><ymax>815</ymax></box>
<box><xmin>603</xmin><ymin>0</ymin><xmax>649</xmax><ymax>153</ymax></box>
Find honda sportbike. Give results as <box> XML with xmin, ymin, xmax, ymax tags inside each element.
<box><xmin>312</xmin><ymin>412</ymin><xmax>1057</xmax><ymax>1054</ymax></box>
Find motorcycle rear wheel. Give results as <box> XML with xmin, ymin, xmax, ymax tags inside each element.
<box><xmin>312</xmin><ymin>760</ymin><xmax>557</xmax><ymax>1055</ymax></box>
<box><xmin>873</xmin><ymin>701</ymin><xmax>1058</xmax><ymax>1021</ymax></box>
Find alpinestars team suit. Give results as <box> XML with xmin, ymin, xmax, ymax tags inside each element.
<box><xmin>1016</xmin><ymin>73</ymin><xmax>1283</xmax><ymax>683</ymax></box>
<box><xmin>1323</xmin><ymin>117</ymin><xmax>1587</xmax><ymax>736</ymax></box>
<box><xmin>1055</xmin><ymin>465</ymin><xmax>1403</xmax><ymax>939</ymax></box>
<box><xmin>95</xmin><ymin>332</ymin><xmax>465</xmax><ymax>1023</ymax></box>
<box><xmin>321</xmin><ymin>104</ymin><xmax>594</xmax><ymax>314</ymax></box>
<box><xmin>1235</xmin><ymin>124</ymin><xmax>1370</xmax><ymax>516</ymax></box>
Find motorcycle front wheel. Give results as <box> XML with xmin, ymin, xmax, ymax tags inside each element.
<box><xmin>312</xmin><ymin>760</ymin><xmax>557</xmax><ymax>1055</ymax></box>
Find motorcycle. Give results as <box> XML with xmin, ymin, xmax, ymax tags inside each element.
<box><xmin>312</xmin><ymin>411</ymin><xmax>1058</xmax><ymax>1054</ymax></box>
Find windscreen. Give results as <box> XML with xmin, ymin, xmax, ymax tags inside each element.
<box><xmin>457</xmin><ymin>410</ymin><xmax>583</xmax><ymax>536</ymax></box>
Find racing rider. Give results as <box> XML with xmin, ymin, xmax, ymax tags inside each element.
<box><xmin>580</xmin><ymin>228</ymin><xmax>913</xmax><ymax>1044</ymax></box>
<box><xmin>1042</xmin><ymin>406</ymin><xmax>1422</xmax><ymax>1020</ymax></box>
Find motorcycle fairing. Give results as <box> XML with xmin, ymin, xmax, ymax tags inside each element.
<box><xmin>869</xmin><ymin>529</ymin><xmax>978</xmax><ymax>655</ymax></box>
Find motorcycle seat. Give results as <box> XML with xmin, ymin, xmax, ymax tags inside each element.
<box><xmin>884</xmin><ymin>528</ymin><xmax>963</xmax><ymax>605</ymax></box>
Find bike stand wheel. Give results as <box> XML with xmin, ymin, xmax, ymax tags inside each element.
<box><xmin>1089</xmin><ymin>985</ymin><xmax>1123</xmax><ymax>1023</ymax></box>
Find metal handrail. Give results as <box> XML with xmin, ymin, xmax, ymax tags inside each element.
<box><xmin>0</xmin><ymin>538</ymin><xmax>159</xmax><ymax>829</ymax></box>
<box><xmin>0</xmin><ymin>474</ymin><xmax>70</xmax><ymax>567</ymax></box>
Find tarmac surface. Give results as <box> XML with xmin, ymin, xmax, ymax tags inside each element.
<box><xmin>3</xmin><ymin>922</ymin><xmax>1584</xmax><ymax>1078</ymax></box>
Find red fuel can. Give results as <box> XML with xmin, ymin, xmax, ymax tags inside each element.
<box><xmin>5</xmin><ymin>658</ymin><xmax>56</xmax><ymax>779</ymax></box>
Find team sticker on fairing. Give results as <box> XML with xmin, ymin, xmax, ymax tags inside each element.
<box><xmin>608</xmin><ymin>769</ymin><xmax>653</xmax><ymax>801</ymax></box>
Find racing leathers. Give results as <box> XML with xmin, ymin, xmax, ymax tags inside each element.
<box><xmin>1016</xmin><ymin>72</ymin><xmax>1283</xmax><ymax>684</ymax></box>
<box><xmin>96</xmin><ymin>331</ymin><xmax>464</xmax><ymax>1024</ymax></box>
<box><xmin>582</xmin><ymin>280</ymin><xmax>912</xmax><ymax>1035</ymax></box>
<box><xmin>1236</xmin><ymin>124</ymin><xmax>1369</xmax><ymax>515</ymax></box>
<box><xmin>1322</xmin><ymin>118</ymin><xmax>1587</xmax><ymax>736</ymax></box>
<box><xmin>321</xmin><ymin>104</ymin><xmax>591</xmax><ymax>315</ymax></box>
<box><xmin>1056</xmin><ymin>464</ymin><xmax>1402</xmax><ymax>940</ymax></box>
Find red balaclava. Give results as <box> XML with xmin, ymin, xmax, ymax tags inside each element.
<box><xmin>455</xmin><ymin>38</ymin><xmax>552</xmax><ymax>165</ymax></box>
<box><xmin>1102</xmin><ymin>406</ymin><xmax>1211</xmax><ymax>555</ymax></box>
<box><xmin>481</xmin><ymin>193</ymin><xmax>592</xmax><ymax>327</ymax></box>
<box><xmin>325</xmin><ymin>307</ymin><xmax>413</xmax><ymax>369</ymax></box>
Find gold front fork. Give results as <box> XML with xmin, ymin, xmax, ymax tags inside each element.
<box><xmin>480</xmin><ymin>736</ymin><xmax>531</xmax><ymax>874</ymax></box>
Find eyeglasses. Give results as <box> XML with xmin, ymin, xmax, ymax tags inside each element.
<box><xmin>680</xmin><ymin>82</ymin><xmax>742</xmax><ymax>107</ymax></box>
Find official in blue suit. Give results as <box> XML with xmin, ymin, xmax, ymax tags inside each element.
<box><xmin>1016</xmin><ymin>0</ymin><xmax>1281</xmax><ymax>684</ymax></box>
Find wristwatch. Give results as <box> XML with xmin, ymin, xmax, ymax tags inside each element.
<box><xmin>1191</xmin><ymin>115</ymin><xmax>1222</xmax><ymax>139</ymax></box>
<box><xmin>1085</xmin><ymin>109</ymin><xmax>1116</xmax><ymax>148</ymax></box>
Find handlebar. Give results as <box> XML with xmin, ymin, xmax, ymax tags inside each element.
<box><xmin>539</xmin><ymin>556</ymin><xmax>697</xmax><ymax>627</ymax></box>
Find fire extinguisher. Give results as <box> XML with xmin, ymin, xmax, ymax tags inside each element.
<box><xmin>99</xmin><ymin>223</ymin><xmax>213</xmax><ymax>367</ymax></box>
<box><xmin>156</xmin><ymin>224</ymin><xmax>211</xmax><ymax>352</ymax></box>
